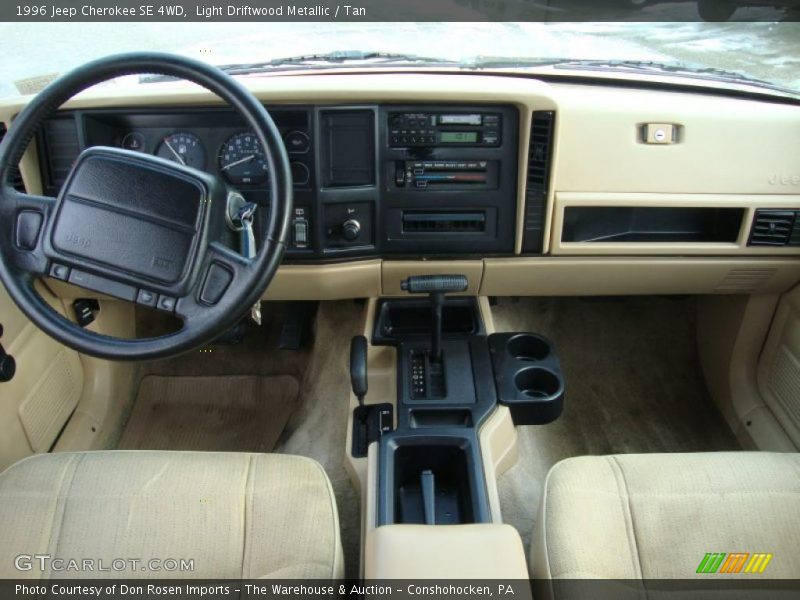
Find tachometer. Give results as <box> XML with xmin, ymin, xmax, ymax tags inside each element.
<box><xmin>155</xmin><ymin>132</ymin><xmax>206</xmax><ymax>169</ymax></box>
<box><xmin>219</xmin><ymin>132</ymin><xmax>268</xmax><ymax>186</ymax></box>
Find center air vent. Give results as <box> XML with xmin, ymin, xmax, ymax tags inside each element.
<box><xmin>0</xmin><ymin>123</ymin><xmax>26</xmax><ymax>192</ymax></box>
<box><xmin>402</xmin><ymin>211</ymin><xmax>486</xmax><ymax>233</ymax></box>
<box><xmin>522</xmin><ymin>111</ymin><xmax>555</xmax><ymax>254</ymax></box>
<box><xmin>748</xmin><ymin>210</ymin><xmax>800</xmax><ymax>247</ymax></box>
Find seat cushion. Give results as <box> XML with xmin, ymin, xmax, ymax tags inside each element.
<box><xmin>532</xmin><ymin>452</ymin><xmax>800</xmax><ymax>579</ymax></box>
<box><xmin>0</xmin><ymin>451</ymin><xmax>343</xmax><ymax>579</ymax></box>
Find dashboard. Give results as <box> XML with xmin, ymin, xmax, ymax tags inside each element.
<box><xmin>36</xmin><ymin>104</ymin><xmax>521</xmax><ymax>261</ymax></box>
<box><xmin>2</xmin><ymin>71</ymin><xmax>798</xmax><ymax>300</ymax></box>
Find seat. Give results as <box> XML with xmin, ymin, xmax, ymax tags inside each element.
<box><xmin>0</xmin><ymin>451</ymin><xmax>343</xmax><ymax>579</ymax></box>
<box><xmin>532</xmin><ymin>452</ymin><xmax>800</xmax><ymax>580</ymax></box>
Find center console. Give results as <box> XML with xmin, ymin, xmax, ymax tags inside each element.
<box><xmin>350</xmin><ymin>277</ymin><xmax>565</xmax><ymax>539</ymax></box>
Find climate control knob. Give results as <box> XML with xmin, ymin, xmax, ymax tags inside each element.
<box><xmin>342</xmin><ymin>219</ymin><xmax>361</xmax><ymax>241</ymax></box>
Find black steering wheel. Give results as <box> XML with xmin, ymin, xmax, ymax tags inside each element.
<box><xmin>0</xmin><ymin>53</ymin><xmax>292</xmax><ymax>360</ymax></box>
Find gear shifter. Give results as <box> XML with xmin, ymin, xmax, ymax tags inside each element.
<box><xmin>401</xmin><ymin>274</ymin><xmax>468</xmax><ymax>363</ymax></box>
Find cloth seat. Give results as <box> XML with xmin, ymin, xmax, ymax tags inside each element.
<box><xmin>0</xmin><ymin>450</ymin><xmax>343</xmax><ymax>579</ymax></box>
<box><xmin>532</xmin><ymin>452</ymin><xmax>800</xmax><ymax>580</ymax></box>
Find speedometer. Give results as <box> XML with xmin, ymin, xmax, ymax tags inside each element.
<box><xmin>219</xmin><ymin>132</ymin><xmax>268</xmax><ymax>186</ymax></box>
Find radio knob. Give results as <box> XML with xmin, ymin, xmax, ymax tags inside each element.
<box><xmin>342</xmin><ymin>219</ymin><xmax>361</xmax><ymax>241</ymax></box>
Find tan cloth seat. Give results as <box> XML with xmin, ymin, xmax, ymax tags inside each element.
<box><xmin>532</xmin><ymin>452</ymin><xmax>800</xmax><ymax>580</ymax></box>
<box><xmin>0</xmin><ymin>451</ymin><xmax>343</xmax><ymax>579</ymax></box>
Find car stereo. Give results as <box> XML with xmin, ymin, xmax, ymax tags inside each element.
<box><xmin>388</xmin><ymin>111</ymin><xmax>502</xmax><ymax>148</ymax></box>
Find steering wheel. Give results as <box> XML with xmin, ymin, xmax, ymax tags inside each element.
<box><xmin>0</xmin><ymin>53</ymin><xmax>292</xmax><ymax>360</ymax></box>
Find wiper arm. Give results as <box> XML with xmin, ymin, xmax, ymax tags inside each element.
<box><xmin>221</xmin><ymin>51</ymin><xmax>459</xmax><ymax>74</ymax></box>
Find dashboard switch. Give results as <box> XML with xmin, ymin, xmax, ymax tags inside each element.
<box><xmin>293</xmin><ymin>218</ymin><xmax>309</xmax><ymax>247</ymax></box>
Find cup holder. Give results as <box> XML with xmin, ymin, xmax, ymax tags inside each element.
<box><xmin>506</xmin><ymin>334</ymin><xmax>550</xmax><ymax>362</ymax></box>
<box><xmin>488</xmin><ymin>332</ymin><xmax>565</xmax><ymax>425</ymax></box>
<box><xmin>514</xmin><ymin>367</ymin><xmax>561</xmax><ymax>399</ymax></box>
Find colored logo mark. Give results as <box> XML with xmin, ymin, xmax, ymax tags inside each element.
<box><xmin>696</xmin><ymin>552</ymin><xmax>773</xmax><ymax>574</ymax></box>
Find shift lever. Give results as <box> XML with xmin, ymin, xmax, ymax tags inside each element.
<box><xmin>401</xmin><ymin>275</ymin><xmax>468</xmax><ymax>363</ymax></box>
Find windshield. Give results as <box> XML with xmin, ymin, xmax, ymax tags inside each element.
<box><xmin>0</xmin><ymin>22</ymin><xmax>798</xmax><ymax>97</ymax></box>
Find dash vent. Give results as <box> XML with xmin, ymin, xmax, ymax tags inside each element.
<box><xmin>522</xmin><ymin>111</ymin><xmax>555</xmax><ymax>253</ymax></box>
<box><xmin>41</xmin><ymin>117</ymin><xmax>81</xmax><ymax>195</ymax></box>
<box><xmin>748</xmin><ymin>210</ymin><xmax>799</xmax><ymax>247</ymax></box>
<box><xmin>0</xmin><ymin>123</ymin><xmax>26</xmax><ymax>192</ymax></box>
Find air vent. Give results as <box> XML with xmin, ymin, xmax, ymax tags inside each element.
<box><xmin>522</xmin><ymin>111</ymin><xmax>555</xmax><ymax>253</ymax></box>
<box><xmin>41</xmin><ymin>117</ymin><xmax>81</xmax><ymax>195</ymax></box>
<box><xmin>748</xmin><ymin>210</ymin><xmax>798</xmax><ymax>247</ymax></box>
<box><xmin>0</xmin><ymin>123</ymin><xmax>26</xmax><ymax>192</ymax></box>
<box><xmin>402</xmin><ymin>212</ymin><xmax>486</xmax><ymax>233</ymax></box>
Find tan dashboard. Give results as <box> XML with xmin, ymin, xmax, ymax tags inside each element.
<box><xmin>2</xmin><ymin>71</ymin><xmax>799</xmax><ymax>300</ymax></box>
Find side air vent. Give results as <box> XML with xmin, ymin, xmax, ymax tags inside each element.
<box><xmin>0</xmin><ymin>123</ymin><xmax>26</xmax><ymax>192</ymax></box>
<box><xmin>402</xmin><ymin>211</ymin><xmax>486</xmax><ymax>233</ymax></box>
<box><xmin>522</xmin><ymin>111</ymin><xmax>555</xmax><ymax>253</ymax></box>
<box><xmin>748</xmin><ymin>210</ymin><xmax>799</xmax><ymax>247</ymax></box>
<box><xmin>41</xmin><ymin>117</ymin><xmax>81</xmax><ymax>195</ymax></box>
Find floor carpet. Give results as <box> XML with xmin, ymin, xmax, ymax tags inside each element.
<box><xmin>118</xmin><ymin>374</ymin><xmax>299</xmax><ymax>452</ymax></box>
<box><xmin>490</xmin><ymin>296</ymin><xmax>741</xmax><ymax>557</ymax></box>
<box><xmin>273</xmin><ymin>300</ymin><xmax>365</xmax><ymax>580</ymax></box>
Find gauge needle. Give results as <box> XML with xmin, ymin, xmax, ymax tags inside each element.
<box><xmin>165</xmin><ymin>140</ymin><xmax>186</xmax><ymax>165</ymax></box>
<box><xmin>222</xmin><ymin>154</ymin><xmax>256</xmax><ymax>171</ymax></box>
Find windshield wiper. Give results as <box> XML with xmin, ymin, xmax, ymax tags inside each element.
<box><xmin>469</xmin><ymin>57</ymin><xmax>795</xmax><ymax>93</ymax></box>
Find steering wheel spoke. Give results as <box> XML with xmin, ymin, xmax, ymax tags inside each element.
<box><xmin>0</xmin><ymin>188</ymin><xmax>56</xmax><ymax>276</ymax></box>
<box><xmin>175</xmin><ymin>242</ymin><xmax>255</xmax><ymax>323</ymax></box>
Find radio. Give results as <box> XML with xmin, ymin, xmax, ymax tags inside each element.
<box><xmin>388</xmin><ymin>112</ymin><xmax>502</xmax><ymax>148</ymax></box>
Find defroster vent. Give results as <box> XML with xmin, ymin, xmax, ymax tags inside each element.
<box><xmin>522</xmin><ymin>111</ymin><xmax>555</xmax><ymax>253</ymax></box>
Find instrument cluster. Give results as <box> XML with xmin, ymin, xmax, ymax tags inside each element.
<box><xmin>117</xmin><ymin>123</ymin><xmax>311</xmax><ymax>188</ymax></box>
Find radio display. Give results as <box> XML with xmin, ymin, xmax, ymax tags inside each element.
<box><xmin>440</xmin><ymin>131</ymin><xmax>478</xmax><ymax>143</ymax></box>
